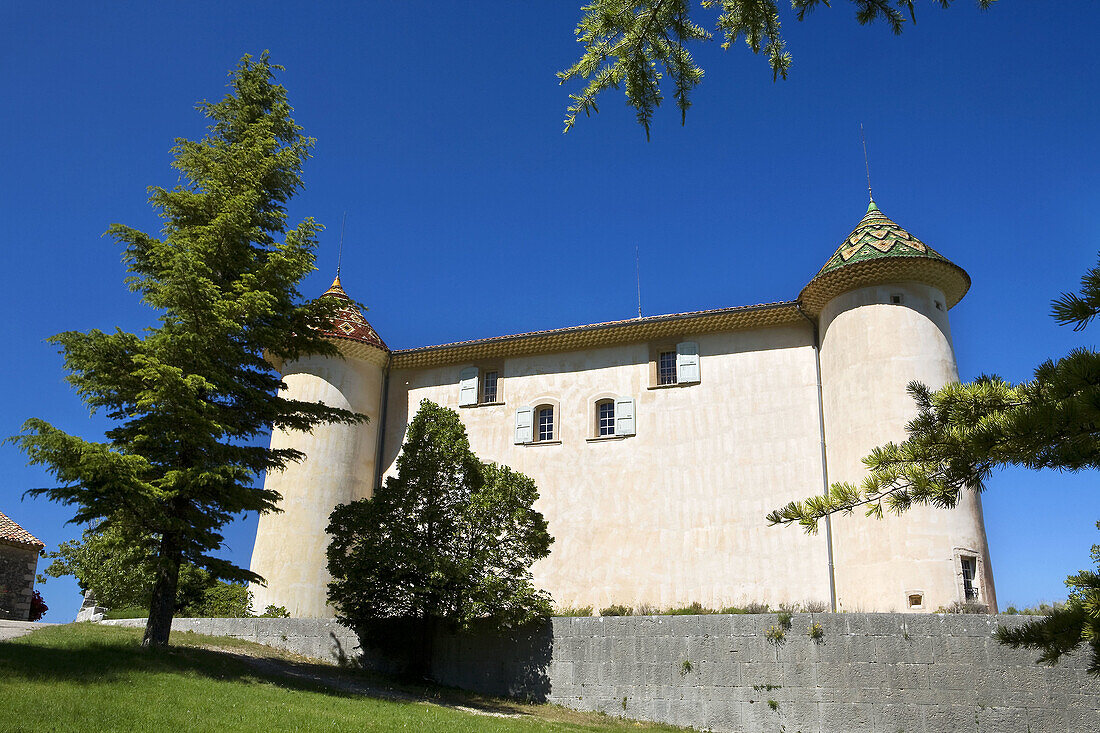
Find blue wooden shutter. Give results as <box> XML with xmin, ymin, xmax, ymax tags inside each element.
<box><xmin>514</xmin><ymin>407</ymin><xmax>534</xmax><ymax>444</ymax></box>
<box><xmin>614</xmin><ymin>397</ymin><xmax>636</xmax><ymax>436</ymax></box>
<box><xmin>677</xmin><ymin>341</ymin><xmax>700</xmax><ymax>384</ymax></box>
<box><xmin>458</xmin><ymin>367</ymin><xmax>479</xmax><ymax>406</ymax></box>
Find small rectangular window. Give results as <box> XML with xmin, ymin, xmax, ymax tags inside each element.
<box><xmin>538</xmin><ymin>407</ymin><xmax>554</xmax><ymax>442</ymax></box>
<box><xmin>481</xmin><ymin>371</ymin><xmax>498</xmax><ymax>403</ymax></box>
<box><xmin>658</xmin><ymin>351</ymin><xmax>677</xmax><ymax>385</ymax></box>
<box><xmin>598</xmin><ymin>401</ymin><xmax>615</xmax><ymax>436</ymax></box>
<box><xmin>890</xmin><ymin>293</ymin><xmax>903</xmax><ymax>304</ymax></box>
<box><xmin>908</xmin><ymin>593</ymin><xmax>923</xmax><ymax>609</ymax></box>
<box><xmin>961</xmin><ymin>556</ymin><xmax>978</xmax><ymax>600</ymax></box>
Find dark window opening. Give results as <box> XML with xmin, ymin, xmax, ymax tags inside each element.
<box><xmin>658</xmin><ymin>351</ymin><xmax>677</xmax><ymax>385</ymax></box>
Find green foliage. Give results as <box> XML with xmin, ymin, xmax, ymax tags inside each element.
<box><xmin>764</xmin><ymin>624</ymin><xmax>786</xmax><ymax>645</ymax></box>
<box><xmin>560</xmin><ymin>0</ymin><xmax>996</xmax><ymax>138</ymax></box>
<box><xmin>260</xmin><ymin>604</ymin><xmax>291</xmax><ymax>618</ymax></box>
<box><xmin>767</xmin><ymin>699</ymin><xmax>779</xmax><ymax>711</ymax></box>
<box><xmin>1004</xmin><ymin>602</ymin><xmax>1064</xmax><ymax>616</ymax></box>
<box><xmin>554</xmin><ymin>606</ymin><xmax>595</xmax><ymax>617</ymax></box>
<box><xmin>807</xmin><ymin>622</ymin><xmax>825</xmax><ymax>642</ymax></box>
<box><xmin>679</xmin><ymin>659</ymin><xmax>693</xmax><ymax>674</ymax></box>
<box><xmin>775</xmin><ymin>610</ymin><xmax>793</xmax><ymax>630</ymax></box>
<box><xmin>44</xmin><ymin>522</ymin><xmax>211</xmax><ymax>611</ymax></box>
<box><xmin>599</xmin><ymin>604</ymin><xmax>634</xmax><ymax>616</ymax></box>
<box><xmin>12</xmin><ymin>53</ymin><xmax>362</xmax><ymax>646</ymax></box>
<box><xmin>997</xmin><ymin>523</ymin><xmax>1100</xmax><ymax>675</ymax></box>
<box><xmin>665</xmin><ymin>601</ymin><xmax>708</xmax><ymax>615</ymax></box>
<box><xmin>182</xmin><ymin>582</ymin><xmax>251</xmax><ymax>618</ymax></box>
<box><xmin>769</xmin><ymin>253</ymin><xmax>1100</xmax><ymax>674</ymax></box>
<box><xmin>327</xmin><ymin>399</ymin><xmax>554</xmax><ymax>631</ymax></box>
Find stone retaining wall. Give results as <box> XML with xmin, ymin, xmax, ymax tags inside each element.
<box><xmin>104</xmin><ymin>613</ymin><xmax>1099</xmax><ymax>732</ymax></box>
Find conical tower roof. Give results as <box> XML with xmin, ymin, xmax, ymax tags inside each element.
<box><xmin>798</xmin><ymin>201</ymin><xmax>970</xmax><ymax>315</ymax></box>
<box><xmin>319</xmin><ymin>275</ymin><xmax>388</xmax><ymax>351</ymax></box>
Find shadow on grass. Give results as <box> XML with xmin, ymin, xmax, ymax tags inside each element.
<box><xmin>0</xmin><ymin>623</ymin><xmax>534</xmax><ymax>717</ymax></box>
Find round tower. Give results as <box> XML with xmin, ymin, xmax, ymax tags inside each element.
<box><xmin>250</xmin><ymin>276</ymin><xmax>388</xmax><ymax>617</ymax></box>
<box><xmin>800</xmin><ymin>201</ymin><xmax>996</xmax><ymax>613</ymax></box>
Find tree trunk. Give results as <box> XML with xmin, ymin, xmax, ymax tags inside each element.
<box><xmin>142</xmin><ymin>535</ymin><xmax>181</xmax><ymax>648</ymax></box>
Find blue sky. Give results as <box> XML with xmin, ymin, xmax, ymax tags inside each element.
<box><xmin>2</xmin><ymin>2</ymin><xmax>1097</xmax><ymax>622</ymax></box>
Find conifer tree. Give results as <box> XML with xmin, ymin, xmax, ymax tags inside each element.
<box><xmin>767</xmin><ymin>254</ymin><xmax>1100</xmax><ymax>674</ymax></box>
<box><xmin>560</xmin><ymin>0</ymin><xmax>996</xmax><ymax>138</ymax></box>
<box><xmin>327</xmin><ymin>399</ymin><xmax>553</xmax><ymax>673</ymax></box>
<box><xmin>14</xmin><ymin>53</ymin><xmax>362</xmax><ymax>647</ymax></box>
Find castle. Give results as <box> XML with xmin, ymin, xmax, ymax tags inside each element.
<box><xmin>249</xmin><ymin>200</ymin><xmax>997</xmax><ymax>617</ymax></box>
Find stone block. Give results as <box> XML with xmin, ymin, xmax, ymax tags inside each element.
<box><xmin>872</xmin><ymin>702</ymin><xmax>925</xmax><ymax>733</ymax></box>
<box><xmin>924</xmin><ymin>704</ymin><xmax>979</xmax><ymax>733</ymax></box>
<box><xmin>878</xmin><ymin>634</ymin><xmax>934</xmax><ymax>664</ymax></box>
<box><xmin>975</xmin><ymin>706</ymin><xmax>1029</xmax><ymax>733</ymax></box>
<box><xmin>819</xmin><ymin>702</ymin><xmax>875</xmax><ymax>733</ymax></box>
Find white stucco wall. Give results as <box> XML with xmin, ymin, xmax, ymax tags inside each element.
<box><xmin>819</xmin><ymin>282</ymin><xmax>996</xmax><ymax>613</ymax></box>
<box><xmin>250</xmin><ymin>351</ymin><xmax>384</xmax><ymax>618</ymax></box>
<box><xmin>382</xmin><ymin>325</ymin><xmax>833</xmax><ymax>611</ymax></box>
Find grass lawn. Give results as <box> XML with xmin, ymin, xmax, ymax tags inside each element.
<box><xmin>0</xmin><ymin>623</ymin><xmax>683</xmax><ymax>733</ymax></box>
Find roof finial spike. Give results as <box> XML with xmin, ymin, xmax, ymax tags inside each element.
<box><xmin>860</xmin><ymin>123</ymin><xmax>874</xmax><ymax>206</ymax></box>
<box><xmin>336</xmin><ymin>211</ymin><xmax>347</xmax><ymax>279</ymax></box>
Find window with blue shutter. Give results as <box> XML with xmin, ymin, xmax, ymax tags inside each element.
<box><xmin>514</xmin><ymin>407</ymin><xmax>534</xmax><ymax>444</ymax></box>
<box><xmin>614</xmin><ymin>396</ymin><xmax>635</xmax><ymax>436</ymax></box>
<box><xmin>458</xmin><ymin>367</ymin><xmax>479</xmax><ymax>406</ymax></box>
<box><xmin>676</xmin><ymin>341</ymin><xmax>700</xmax><ymax>384</ymax></box>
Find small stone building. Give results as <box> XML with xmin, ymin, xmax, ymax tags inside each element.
<box><xmin>0</xmin><ymin>510</ymin><xmax>45</xmax><ymax>621</ymax></box>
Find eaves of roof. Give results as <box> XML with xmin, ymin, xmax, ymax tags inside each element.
<box><xmin>389</xmin><ymin>301</ymin><xmax>804</xmax><ymax>370</ymax></box>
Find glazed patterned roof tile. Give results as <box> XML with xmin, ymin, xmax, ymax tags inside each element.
<box><xmin>0</xmin><ymin>510</ymin><xmax>44</xmax><ymax>549</ymax></box>
<box><xmin>319</xmin><ymin>276</ymin><xmax>388</xmax><ymax>351</ymax></box>
<box><xmin>799</xmin><ymin>201</ymin><xmax>970</xmax><ymax>315</ymax></box>
<box><xmin>817</xmin><ymin>201</ymin><xmax>951</xmax><ymax>275</ymax></box>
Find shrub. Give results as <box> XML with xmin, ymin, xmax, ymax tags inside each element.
<box><xmin>599</xmin><ymin>604</ymin><xmax>633</xmax><ymax>616</ymax></box>
<box><xmin>634</xmin><ymin>604</ymin><xmax>659</xmax><ymax>616</ymax></box>
<box><xmin>182</xmin><ymin>582</ymin><xmax>250</xmax><ymax>618</ymax></box>
<box><xmin>554</xmin><ymin>606</ymin><xmax>593</xmax><ymax>617</ymax></box>
<box><xmin>764</xmin><ymin>625</ymin><xmax>787</xmax><ymax>645</ymax></box>
<box><xmin>665</xmin><ymin>602</ymin><xmax>710</xmax><ymax>615</ymax></box>
<box><xmin>803</xmin><ymin>600</ymin><xmax>829</xmax><ymax>613</ymax></box>
<box><xmin>776</xmin><ymin>611</ymin><xmax>793</xmax><ymax>630</ymax></box>
<box><xmin>743</xmin><ymin>601</ymin><xmax>770</xmax><ymax>614</ymax></box>
<box><xmin>807</xmin><ymin>622</ymin><xmax>825</xmax><ymax>642</ymax></box>
<box><xmin>939</xmin><ymin>600</ymin><xmax>990</xmax><ymax>615</ymax></box>
<box><xmin>259</xmin><ymin>605</ymin><xmax>290</xmax><ymax>618</ymax></box>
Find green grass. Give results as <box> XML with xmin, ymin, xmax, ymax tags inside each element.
<box><xmin>0</xmin><ymin>624</ymin><xmax>682</xmax><ymax>733</ymax></box>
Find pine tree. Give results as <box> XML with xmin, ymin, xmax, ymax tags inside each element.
<box><xmin>560</xmin><ymin>0</ymin><xmax>996</xmax><ymax>138</ymax></box>
<box><xmin>327</xmin><ymin>399</ymin><xmax>553</xmax><ymax>674</ymax></box>
<box><xmin>14</xmin><ymin>53</ymin><xmax>362</xmax><ymax>647</ymax></box>
<box><xmin>767</xmin><ymin>255</ymin><xmax>1100</xmax><ymax>673</ymax></box>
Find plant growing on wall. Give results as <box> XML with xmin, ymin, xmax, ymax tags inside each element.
<box><xmin>327</xmin><ymin>399</ymin><xmax>553</xmax><ymax>676</ymax></box>
<box><xmin>12</xmin><ymin>53</ymin><xmax>362</xmax><ymax>647</ymax></box>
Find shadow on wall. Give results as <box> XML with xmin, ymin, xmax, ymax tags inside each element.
<box><xmin>356</xmin><ymin>618</ymin><xmax>554</xmax><ymax>702</ymax></box>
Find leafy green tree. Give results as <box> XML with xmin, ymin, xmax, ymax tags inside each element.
<box><xmin>561</xmin><ymin>0</ymin><xmax>996</xmax><ymax>138</ymax></box>
<box><xmin>43</xmin><ymin>522</ymin><xmax>210</xmax><ymax>611</ymax></box>
<box><xmin>767</xmin><ymin>255</ymin><xmax>1100</xmax><ymax>674</ymax></box>
<box><xmin>327</xmin><ymin>399</ymin><xmax>553</xmax><ymax>673</ymax></box>
<box><xmin>14</xmin><ymin>53</ymin><xmax>362</xmax><ymax>647</ymax></box>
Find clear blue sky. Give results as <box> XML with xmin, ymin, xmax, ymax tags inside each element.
<box><xmin>3</xmin><ymin>2</ymin><xmax>1097</xmax><ymax>622</ymax></box>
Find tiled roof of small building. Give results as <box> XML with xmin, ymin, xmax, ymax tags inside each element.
<box><xmin>0</xmin><ymin>511</ymin><xmax>44</xmax><ymax>549</ymax></box>
<box><xmin>319</xmin><ymin>276</ymin><xmax>388</xmax><ymax>351</ymax></box>
<box><xmin>798</xmin><ymin>201</ymin><xmax>970</xmax><ymax>315</ymax></box>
